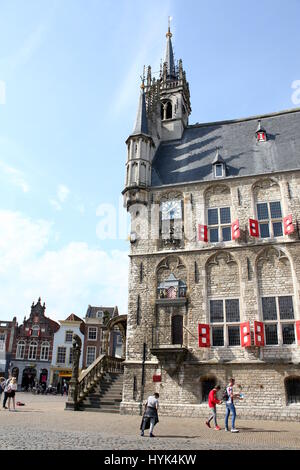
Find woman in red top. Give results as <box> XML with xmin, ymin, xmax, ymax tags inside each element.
<box><xmin>205</xmin><ymin>385</ymin><xmax>222</xmax><ymax>431</ymax></box>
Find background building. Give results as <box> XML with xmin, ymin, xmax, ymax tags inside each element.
<box><xmin>50</xmin><ymin>313</ymin><xmax>85</xmax><ymax>391</ymax></box>
<box><xmin>11</xmin><ymin>298</ymin><xmax>59</xmax><ymax>390</ymax></box>
<box><xmin>121</xmin><ymin>26</ymin><xmax>300</xmax><ymax>420</ymax></box>
<box><xmin>0</xmin><ymin>317</ymin><xmax>17</xmax><ymax>378</ymax></box>
<box><xmin>82</xmin><ymin>305</ymin><xmax>121</xmax><ymax>368</ymax></box>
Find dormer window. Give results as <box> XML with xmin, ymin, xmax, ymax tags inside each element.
<box><xmin>212</xmin><ymin>150</ymin><xmax>226</xmax><ymax>178</ymax></box>
<box><xmin>256</xmin><ymin>120</ymin><xmax>267</xmax><ymax>142</ymax></box>
<box><xmin>215</xmin><ymin>164</ymin><xmax>224</xmax><ymax>178</ymax></box>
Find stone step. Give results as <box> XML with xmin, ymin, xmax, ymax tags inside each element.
<box><xmin>82</xmin><ymin>407</ymin><xmax>120</xmax><ymax>413</ymax></box>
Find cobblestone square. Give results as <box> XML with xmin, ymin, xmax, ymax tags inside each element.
<box><xmin>0</xmin><ymin>393</ymin><xmax>299</xmax><ymax>450</ymax></box>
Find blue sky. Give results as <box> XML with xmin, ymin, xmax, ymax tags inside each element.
<box><xmin>0</xmin><ymin>0</ymin><xmax>299</xmax><ymax>321</ymax></box>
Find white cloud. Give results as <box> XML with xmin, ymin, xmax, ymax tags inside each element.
<box><xmin>0</xmin><ymin>160</ymin><xmax>30</xmax><ymax>193</ymax></box>
<box><xmin>57</xmin><ymin>184</ymin><xmax>70</xmax><ymax>203</ymax></box>
<box><xmin>50</xmin><ymin>184</ymin><xmax>70</xmax><ymax>211</ymax></box>
<box><xmin>0</xmin><ymin>210</ymin><xmax>129</xmax><ymax>322</ymax></box>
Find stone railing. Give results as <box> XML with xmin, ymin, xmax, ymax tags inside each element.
<box><xmin>78</xmin><ymin>355</ymin><xmax>124</xmax><ymax>402</ymax></box>
<box><xmin>66</xmin><ymin>354</ymin><xmax>124</xmax><ymax>410</ymax></box>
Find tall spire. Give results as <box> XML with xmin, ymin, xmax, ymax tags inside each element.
<box><xmin>131</xmin><ymin>81</ymin><xmax>148</xmax><ymax>136</ymax></box>
<box><xmin>165</xmin><ymin>16</ymin><xmax>175</xmax><ymax>79</ymax></box>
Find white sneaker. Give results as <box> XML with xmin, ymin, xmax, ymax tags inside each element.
<box><xmin>224</xmin><ymin>428</ymin><xmax>229</xmax><ymax>432</ymax></box>
<box><xmin>231</xmin><ymin>428</ymin><xmax>239</xmax><ymax>433</ymax></box>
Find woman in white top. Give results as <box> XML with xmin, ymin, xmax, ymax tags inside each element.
<box><xmin>7</xmin><ymin>377</ymin><xmax>18</xmax><ymax>411</ymax></box>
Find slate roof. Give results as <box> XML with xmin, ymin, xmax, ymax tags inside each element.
<box><xmin>85</xmin><ymin>305</ymin><xmax>118</xmax><ymax>319</ymax></box>
<box><xmin>131</xmin><ymin>89</ymin><xmax>149</xmax><ymax>137</ymax></box>
<box><xmin>151</xmin><ymin>108</ymin><xmax>300</xmax><ymax>187</ymax></box>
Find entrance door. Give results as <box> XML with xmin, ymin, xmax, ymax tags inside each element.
<box><xmin>172</xmin><ymin>315</ymin><xmax>183</xmax><ymax>345</ymax></box>
<box><xmin>21</xmin><ymin>368</ymin><xmax>36</xmax><ymax>390</ymax></box>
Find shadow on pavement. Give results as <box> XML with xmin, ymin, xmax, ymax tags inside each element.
<box><xmin>154</xmin><ymin>435</ymin><xmax>199</xmax><ymax>439</ymax></box>
<box><xmin>239</xmin><ymin>427</ymin><xmax>283</xmax><ymax>433</ymax></box>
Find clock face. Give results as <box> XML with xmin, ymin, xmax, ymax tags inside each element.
<box><xmin>161</xmin><ymin>200</ymin><xmax>182</xmax><ymax>220</ymax></box>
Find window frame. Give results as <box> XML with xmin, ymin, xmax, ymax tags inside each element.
<box><xmin>261</xmin><ymin>295</ymin><xmax>296</xmax><ymax>346</ymax></box>
<box><xmin>40</xmin><ymin>342</ymin><xmax>50</xmax><ymax>361</ymax></box>
<box><xmin>207</xmin><ymin>206</ymin><xmax>232</xmax><ymax>243</ymax></box>
<box><xmin>56</xmin><ymin>346</ymin><xmax>67</xmax><ymax>364</ymax></box>
<box><xmin>214</xmin><ymin>163</ymin><xmax>224</xmax><ymax>178</ymax></box>
<box><xmin>256</xmin><ymin>200</ymin><xmax>283</xmax><ymax>239</ymax></box>
<box><xmin>88</xmin><ymin>327</ymin><xmax>97</xmax><ymax>341</ymax></box>
<box><xmin>16</xmin><ymin>340</ymin><xmax>26</xmax><ymax>359</ymax></box>
<box><xmin>28</xmin><ymin>341</ymin><xmax>38</xmax><ymax>360</ymax></box>
<box><xmin>0</xmin><ymin>333</ymin><xmax>5</xmax><ymax>351</ymax></box>
<box><xmin>65</xmin><ymin>330</ymin><xmax>73</xmax><ymax>343</ymax></box>
<box><xmin>210</xmin><ymin>298</ymin><xmax>241</xmax><ymax>347</ymax></box>
<box><xmin>86</xmin><ymin>346</ymin><xmax>96</xmax><ymax>366</ymax></box>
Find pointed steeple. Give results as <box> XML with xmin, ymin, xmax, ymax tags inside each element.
<box><xmin>131</xmin><ymin>83</ymin><xmax>149</xmax><ymax>136</ymax></box>
<box><xmin>164</xmin><ymin>17</ymin><xmax>176</xmax><ymax>79</ymax></box>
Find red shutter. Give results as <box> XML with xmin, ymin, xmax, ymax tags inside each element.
<box><xmin>198</xmin><ymin>324</ymin><xmax>210</xmax><ymax>348</ymax></box>
<box><xmin>153</xmin><ymin>375</ymin><xmax>162</xmax><ymax>382</ymax></box>
<box><xmin>38</xmin><ymin>329</ymin><xmax>41</xmax><ymax>337</ymax></box>
<box><xmin>232</xmin><ymin>219</ymin><xmax>240</xmax><ymax>240</ymax></box>
<box><xmin>249</xmin><ymin>219</ymin><xmax>259</xmax><ymax>238</ymax></box>
<box><xmin>254</xmin><ymin>321</ymin><xmax>265</xmax><ymax>347</ymax></box>
<box><xmin>198</xmin><ymin>225</ymin><xmax>208</xmax><ymax>242</ymax></box>
<box><xmin>28</xmin><ymin>329</ymin><xmax>32</xmax><ymax>337</ymax></box>
<box><xmin>296</xmin><ymin>321</ymin><xmax>300</xmax><ymax>346</ymax></box>
<box><xmin>240</xmin><ymin>322</ymin><xmax>251</xmax><ymax>347</ymax></box>
<box><xmin>283</xmin><ymin>215</ymin><xmax>295</xmax><ymax>235</ymax></box>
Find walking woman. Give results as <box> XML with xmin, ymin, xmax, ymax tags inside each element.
<box><xmin>7</xmin><ymin>377</ymin><xmax>18</xmax><ymax>412</ymax></box>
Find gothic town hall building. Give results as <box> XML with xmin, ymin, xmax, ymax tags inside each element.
<box><xmin>121</xmin><ymin>25</ymin><xmax>300</xmax><ymax>421</ymax></box>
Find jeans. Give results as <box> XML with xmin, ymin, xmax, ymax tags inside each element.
<box><xmin>141</xmin><ymin>417</ymin><xmax>156</xmax><ymax>434</ymax></box>
<box><xmin>207</xmin><ymin>406</ymin><xmax>217</xmax><ymax>427</ymax></box>
<box><xmin>225</xmin><ymin>403</ymin><xmax>236</xmax><ymax>429</ymax></box>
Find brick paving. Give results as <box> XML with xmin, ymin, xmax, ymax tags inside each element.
<box><xmin>0</xmin><ymin>392</ymin><xmax>299</xmax><ymax>450</ymax></box>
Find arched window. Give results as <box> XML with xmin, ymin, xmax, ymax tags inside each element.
<box><xmin>16</xmin><ymin>341</ymin><xmax>25</xmax><ymax>359</ymax></box>
<box><xmin>28</xmin><ymin>341</ymin><xmax>38</xmax><ymax>360</ymax></box>
<box><xmin>205</xmin><ymin>185</ymin><xmax>232</xmax><ymax>243</ymax></box>
<box><xmin>285</xmin><ymin>377</ymin><xmax>300</xmax><ymax>404</ymax></box>
<box><xmin>31</xmin><ymin>325</ymin><xmax>40</xmax><ymax>337</ymax></box>
<box><xmin>40</xmin><ymin>342</ymin><xmax>50</xmax><ymax>361</ymax></box>
<box><xmin>166</xmin><ymin>101</ymin><xmax>172</xmax><ymax>119</ymax></box>
<box><xmin>257</xmin><ymin>247</ymin><xmax>296</xmax><ymax>346</ymax></box>
<box><xmin>161</xmin><ymin>101</ymin><xmax>173</xmax><ymax>120</ymax></box>
<box><xmin>253</xmin><ymin>179</ymin><xmax>283</xmax><ymax>239</ymax></box>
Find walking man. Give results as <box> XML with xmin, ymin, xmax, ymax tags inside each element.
<box><xmin>225</xmin><ymin>378</ymin><xmax>241</xmax><ymax>433</ymax></box>
<box><xmin>140</xmin><ymin>392</ymin><xmax>159</xmax><ymax>438</ymax></box>
<box><xmin>2</xmin><ymin>376</ymin><xmax>12</xmax><ymax>409</ymax></box>
<box><xmin>205</xmin><ymin>385</ymin><xmax>222</xmax><ymax>430</ymax></box>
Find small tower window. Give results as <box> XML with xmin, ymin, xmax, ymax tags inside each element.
<box><xmin>161</xmin><ymin>101</ymin><xmax>173</xmax><ymax>120</ymax></box>
<box><xmin>256</xmin><ymin>120</ymin><xmax>267</xmax><ymax>142</ymax></box>
<box><xmin>166</xmin><ymin>101</ymin><xmax>172</xmax><ymax>119</ymax></box>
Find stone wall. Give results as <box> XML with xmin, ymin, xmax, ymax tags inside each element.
<box><xmin>123</xmin><ymin>170</ymin><xmax>300</xmax><ymax>420</ymax></box>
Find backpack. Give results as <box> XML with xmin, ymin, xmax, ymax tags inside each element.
<box><xmin>222</xmin><ymin>386</ymin><xmax>229</xmax><ymax>401</ymax></box>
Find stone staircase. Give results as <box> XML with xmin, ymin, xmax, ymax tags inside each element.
<box><xmin>79</xmin><ymin>372</ymin><xmax>123</xmax><ymax>413</ymax></box>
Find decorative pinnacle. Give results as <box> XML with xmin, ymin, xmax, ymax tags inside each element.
<box><xmin>166</xmin><ymin>16</ymin><xmax>173</xmax><ymax>37</ymax></box>
<box><xmin>140</xmin><ymin>66</ymin><xmax>145</xmax><ymax>89</ymax></box>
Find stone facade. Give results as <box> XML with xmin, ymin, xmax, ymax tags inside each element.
<box><xmin>121</xmin><ymin>27</ymin><xmax>300</xmax><ymax>420</ymax></box>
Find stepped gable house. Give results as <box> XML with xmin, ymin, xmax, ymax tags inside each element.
<box><xmin>121</xmin><ymin>24</ymin><xmax>300</xmax><ymax>420</ymax></box>
<box><xmin>11</xmin><ymin>298</ymin><xmax>59</xmax><ymax>390</ymax></box>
